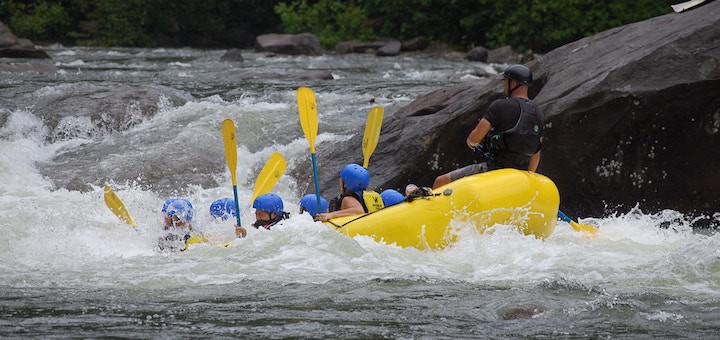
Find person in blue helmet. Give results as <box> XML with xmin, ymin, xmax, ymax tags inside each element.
<box><xmin>209</xmin><ymin>197</ymin><xmax>236</xmax><ymax>221</ymax></box>
<box><xmin>234</xmin><ymin>193</ymin><xmax>289</xmax><ymax>238</ymax></box>
<box><xmin>299</xmin><ymin>193</ymin><xmax>329</xmax><ymax>219</ymax></box>
<box><xmin>380</xmin><ymin>189</ymin><xmax>404</xmax><ymax>207</ymax></box>
<box><xmin>315</xmin><ymin>164</ymin><xmax>384</xmax><ymax>222</ymax></box>
<box><xmin>158</xmin><ymin>198</ymin><xmax>207</xmax><ymax>251</ymax></box>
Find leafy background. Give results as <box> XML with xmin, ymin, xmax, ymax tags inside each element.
<box><xmin>1</xmin><ymin>0</ymin><xmax>675</xmax><ymax>52</ymax></box>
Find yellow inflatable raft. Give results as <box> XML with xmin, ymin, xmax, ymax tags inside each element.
<box><xmin>324</xmin><ymin>169</ymin><xmax>560</xmax><ymax>250</ymax></box>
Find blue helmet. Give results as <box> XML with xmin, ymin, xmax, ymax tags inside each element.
<box><xmin>299</xmin><ymin>194</ymin><xmax>328</xmax><ymax>217</ymax></box>
<box><xmin>166</xmin><ymin>199</ymin><xmax>194</xmax><ymax>222</ymax></box>
<box><xmin>380</xmin><ymin>189</ymin><xmax>404</xmax><ymax>207</ymax></box>
<box><xmin>209</xmin><ymin>198</ymin><xmax>236</xmax><ymax>220</ymax></box>
<box><xmin>253</xmin><ymin>193</ymin><xmax>284</xmax><ymax>216</ymax></box>
<box><xmin>340</xmin><ymin>164</ymin><xmax>370</xmax><ymax>192</ymax></box>
<box><xmin>162</xmin><ymin>198</ymin><xmax>179</xmax><ymax>214</ymax></box>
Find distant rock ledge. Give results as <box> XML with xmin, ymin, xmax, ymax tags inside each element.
<box><xmin>0</xmin><ymin>22</ymin><xmax>50</xmax><ymax>59</ymax></box>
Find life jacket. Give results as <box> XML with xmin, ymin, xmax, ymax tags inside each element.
<box><xmin>331</xmin><ymin>190</ymin><xmax>384</xmax><ymax>213</ymax></box>
<box><xmin>360</xmin><ymin>190</ymin><xmax>384</xmax><ymax>213</ymax></box>
<box><xmin>483</xmin><ymin>98</ymin><xmax>543</xmax><ymax>168</ymax></box>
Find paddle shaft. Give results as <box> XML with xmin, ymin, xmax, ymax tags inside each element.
<box><xmin>310</xmin><ymin>153</ymin><xmax>322</xmax><ymax>211</ymax></box>
<box><xmin>557</xmin><ymin>210</ymin><xmax>573</xmax><ymax>223</ymax></box>
<box><xmin>232</xmin><ymin>184</ymin><xmax>241</xmax><ymax>226</ymax></box>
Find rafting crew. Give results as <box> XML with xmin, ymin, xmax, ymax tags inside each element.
<box><xmin>431</xmin><ymin>64</ymin><xmax>544</xmax><ymax>189</ymax></box>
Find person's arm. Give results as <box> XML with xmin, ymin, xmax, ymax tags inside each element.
<box><xmin>315</xmin><ymin>196</ymin><xmax>364</xmax><ymax>221</ymax></box>
<box><xmin>466</xmin><ymin>118</ymin><xmax>492</xmax><ymax>149</ymax></box>
<box><xmin>527</xmin><ymin>150</ymin><xmax>541</xmax><ymax>172</ymax></box>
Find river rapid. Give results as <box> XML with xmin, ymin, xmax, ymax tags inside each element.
<box><xmin>1</xmin><ymin>46</ymin><xmax>719</xmax><ymax>338</ymax></box>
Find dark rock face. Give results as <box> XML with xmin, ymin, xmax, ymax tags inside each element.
<box><xmin>0</xmin><ymin>22</ymin><xmax>50</xmax><ymax>59</ymax></box>
<box><xmin>534</xmin><ymin>3</ymin><xmax>720</xmax><ymax>216</ymax></box>
<box><xmin>256</xmin><ymin>33</ymin><xmax>322</xmax><ymax>55</ymax></box>
<box><xmin>310</xmin><ymin>2</ymin><xmax>720</xmax><ymax>218</ymax></box>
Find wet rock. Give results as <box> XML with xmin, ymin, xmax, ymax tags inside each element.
<box><xmin>467</xmin><ymin>46</ymin><xmax>489</xmax><ymax>62</ymax></box>
<box><xmin>401</xmin><ymin>37</ymin><xmax>429</xmax><ymax>52</ymax></box>
<box><xmin>534</xmin><ymin>3</ymin><xmax>720</xmax><ymax>216</ymax></box>
<box><xmin>0</xmin><ymin>22</ymin><xmax>50</xmax><ymax>59</ymax></box>
<box><xmin>27</xmin><ymin>84</ymin><xmax>190</xmax><ymax>142</ymax></box>
<box><xmin>335</xmin><ymin>40</ymin><xmax>387</xmax><ymax>54</ymax></box>
<box><xmin>311</xmin><ymin>1</ymin><xmax>720</xmax><ymax>217</ymax></box>
<box><xmin>220</xmin><ymin>48</ymin><xmax>244</xmax><ymax>62</ymax></box>
<box><xmin>487</xmin><ymin>45</ymin><xmax>520</xmax><ymax>64</ymax></box>
<box><xmin>256</xmin><ymin>33</ymin><xmax>322</xmax><ymax>55</ymax></box>
<box><xmin>0</xmin><ymin>62</ymin><xmax>57</xmax><ymax>73</ymax></box>
<box><xmin>376</xmin><ymin>40</ymin><xmax>401</xmax><ymax>57</ymax></box>
<box><xmin>295</xmin><ymin>69</ymin><xmax>333</xmax><ymax>80</ymax></box>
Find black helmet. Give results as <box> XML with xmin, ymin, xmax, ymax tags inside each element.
<box><xmin>502</xmin><ymin>64</ymin><xmax>532</xmax><ymax>86</ymax></box>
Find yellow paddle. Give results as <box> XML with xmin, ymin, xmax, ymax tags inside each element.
<box><xmin>221</xmin><ymin>118</ymin><xmax>242</xmax><ymax>227</ymax></box>
<box><xmin>558</xmin><ymin>210</ymin><xmax>598</xmax><ymax>236</ymax></box>
<box><xmin>297</xmin><ymin>87</ymin><xmax>323</xmax><ymax>212</ymax></box>
<box><xmin>362</xmin><ymin>106</ymin><xmax>384</xmax><ymax>168</ymax></box>
<box><xmin>249</xmin><ymin>151</ymin><xmax>287</xmax><ymax>204</ymax></box>
<box><xmin>104</xmin><ymin>185</ymin><xmax>137</xmax><ymax>228</ymax></box>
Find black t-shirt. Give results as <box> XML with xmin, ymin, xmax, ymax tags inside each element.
<box><xmin>483</xmin><ymin>98</ymin><xmax>521</xmax><ymax>132</ymax></box>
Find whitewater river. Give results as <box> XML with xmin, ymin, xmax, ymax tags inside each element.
<box><xmin>1</xmin><ymin>46</ymin><xmax>719</xmax><ymax>337</ymax></box>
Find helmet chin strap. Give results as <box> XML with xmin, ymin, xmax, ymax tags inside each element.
<box><xmin>506</xmin><ymin>79</ymin><xmax>521</xmax><ymax>97</ymax></box>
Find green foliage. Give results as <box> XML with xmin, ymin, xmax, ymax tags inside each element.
<box><xmin>0</xmin><ymin>0</ymin><xmax>677</xmax><ymax>51</ymax></box>
<box><xmin>74</xmin><ymin>0</ymin><xmax>155</xmax><ymax>47</ymax></box>
<box><xmin>485</xmin><ymin>0</ymin><xmax>676</xmax><ymax>51</ymax></box>
<box><xmin>274</xmin><ymin>0</ymin><xmax>374</xmax><ymax>49</ymax></box>
<box><xmin>0</xmin><ymin>1</ymin><xmax>72</xmax><ymax>41</ymax></box>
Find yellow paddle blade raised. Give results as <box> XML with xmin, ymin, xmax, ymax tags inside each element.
<box><xmin>297</xmin><ymin>87</ymin><xmax>318</xmax><ymax>153</ymax></box>
<box><xmin>103</xmin><ymin>185</ymin><xmax>137</xmax><ymax>228</ymax></box>
<box><xmin>362</xmin><ymin>106</ymin><xmax>384</xmax><ymax>168</ymax></box>
<box><xmin>221</xmin><ymin>119</ymin><xmax>239</xmax><ymax>186</ymax></box>
<box><xmin>249</xmin><ymin>152</ymin><xmax>287</xmax><ymax>204</ymax></box>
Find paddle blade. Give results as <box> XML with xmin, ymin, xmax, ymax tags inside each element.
<box><xmin>362</xmin><ymin>106</ymin><xmax>384</xmax><ymax>168</ymax></box>
<box><xmin>569</xmin><ymin>221</ymin><xmax>599</xmax><ymax>235</ymax></box>
<box><xmin>249</xmin><ymin>152</ymin><xmax>287</xmax><ymax>204</ymax></box>
<box><xmin>558</xmin><ymin>210</ymin><xmax>598</xmax><ymax>236</ymax></box>
<box><xmin>297</xmin><ymin>87</ymin><xmax>318</xmax><ymax>153</ymax></box>
<box><xmin>103</xmin><ymin>185</ymin><xmax>137</xmax><ymax>228</ymax></box>
<box><xmin>221</xmin><ymin>119</ymin><xmax>239</xmax><ymax>185</ymax></box>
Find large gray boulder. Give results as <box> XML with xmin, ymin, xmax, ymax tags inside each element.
<box><xmin>308</xmin><ymin>2</ymin><xmax>720</xmax><ymax>218</ymax></box>
<box><xmin>0</xmin><ymin>22</ymin><xmax>49</xmax><ymax>58</ymax></box>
